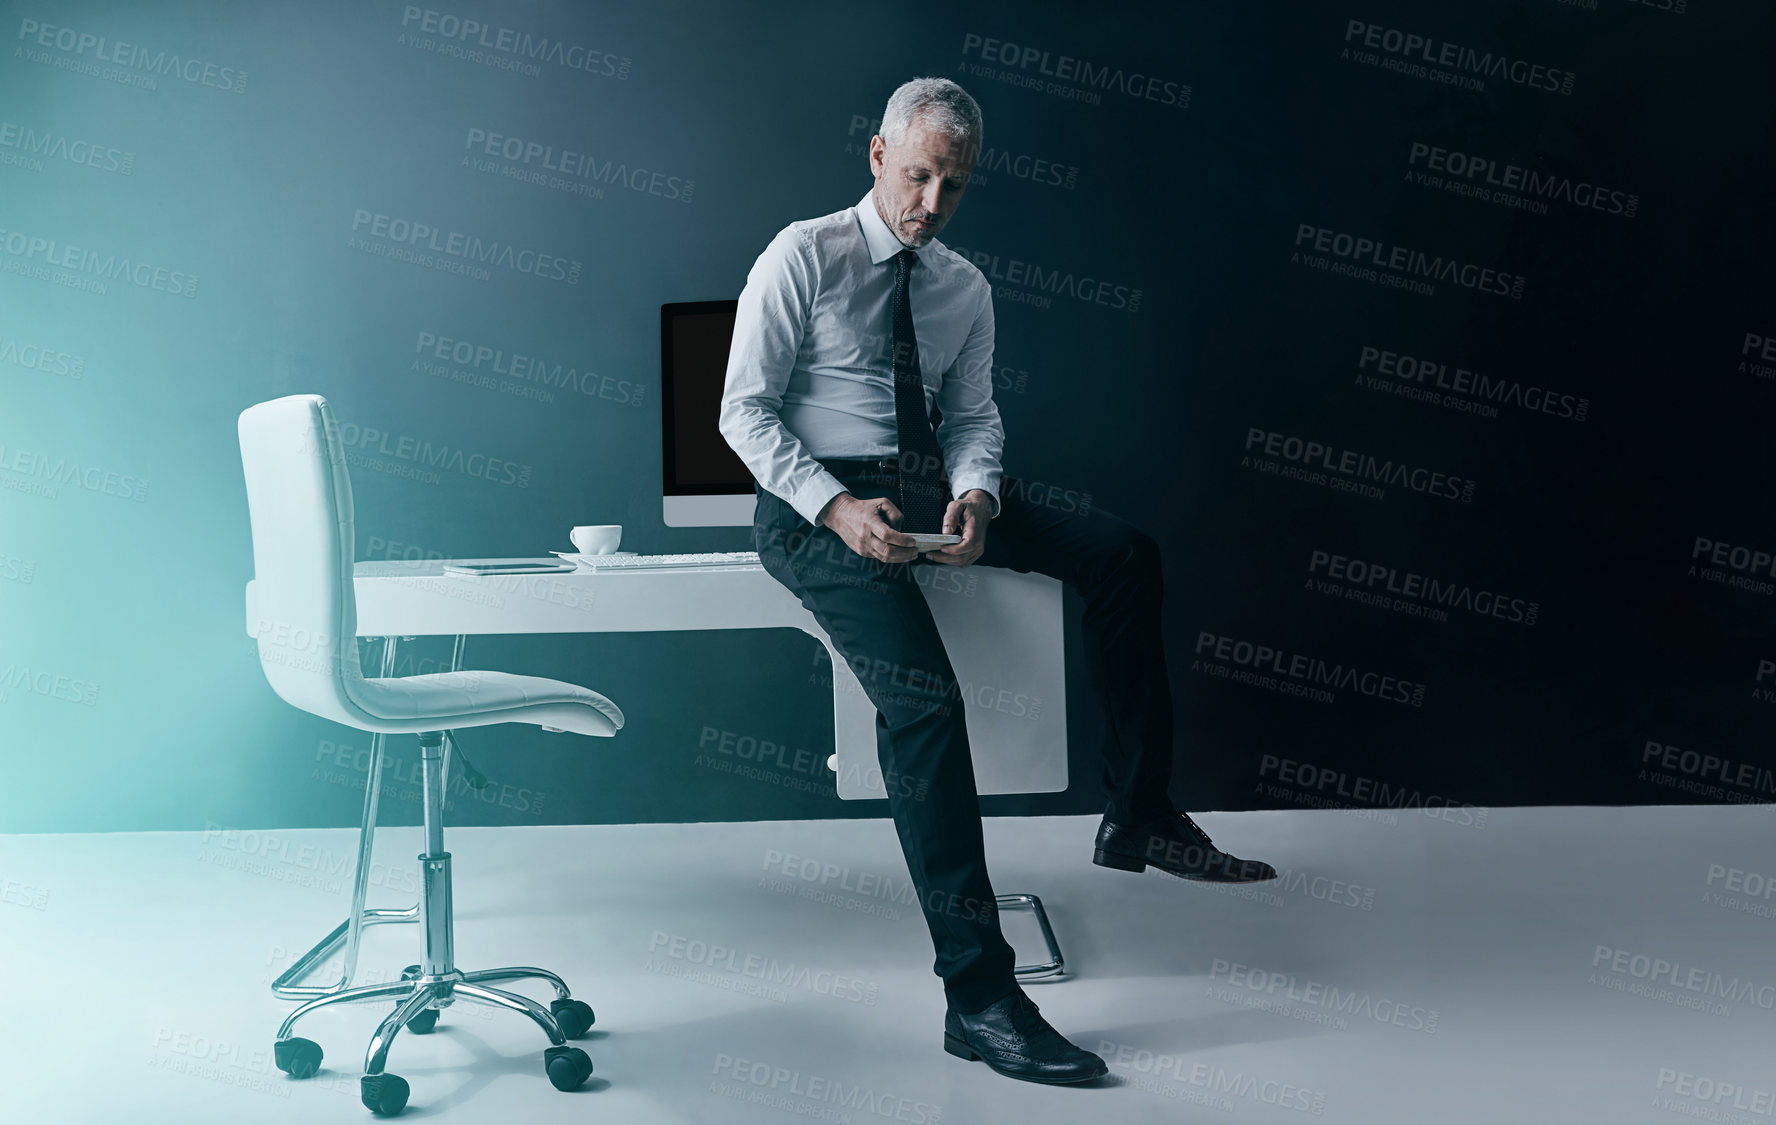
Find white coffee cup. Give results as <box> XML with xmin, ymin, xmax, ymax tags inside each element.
<box><xmin>570</xmin><ymin>525</ymin><xmax>622</xmax><ymax>554</ymax></box>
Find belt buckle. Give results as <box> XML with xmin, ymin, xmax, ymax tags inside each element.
<box><xmin>877</xmin><ymin>456</ymin><xmax>898</xmax><ymax>474</ymax></box>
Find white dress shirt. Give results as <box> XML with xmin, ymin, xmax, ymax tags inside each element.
<box><xmin>719</xmin><ymin>189</ymin><xmax>1005</xmax><ymax>527</ymax></box>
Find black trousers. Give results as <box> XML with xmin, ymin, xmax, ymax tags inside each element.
<box><xmin>752</xmin><ymin>459</ymin><xmax>1177</xmax><ymax>1012</ymax></box>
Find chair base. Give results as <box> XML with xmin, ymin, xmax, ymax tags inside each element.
<box><xmin>274</xmin><ymin>963</ymin><xmax>593</xmax><ymax>1114</ymax></box>
<box><xmin>268</xmin><ymin>693</ymin><xmax>598</xmax><ymax>1115</ymax></box>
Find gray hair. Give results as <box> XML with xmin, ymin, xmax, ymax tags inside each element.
<box><xmin>880</xmin><ymin>77</ymin><xmax>982</xmax><ymax>154</ymax></box>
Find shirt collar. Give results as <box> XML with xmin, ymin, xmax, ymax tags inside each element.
<box><xmin>855</xmin><ymin>189</ymin><xmax>931</xmax><ymax>267</ymax></box>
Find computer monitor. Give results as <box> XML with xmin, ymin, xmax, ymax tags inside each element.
<box><xmin>660</xmin><ymin>300</ymin><xmax>757</xmax><ymax>527</ymax></box>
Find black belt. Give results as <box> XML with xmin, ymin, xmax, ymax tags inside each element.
<box><xmin>817</xmin><ymin>455</ymin><xmax>902</xmax><ymax>476</ymax></box>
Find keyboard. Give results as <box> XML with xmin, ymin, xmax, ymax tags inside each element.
<box><xmin>567</xmin><ymin>551</ymin><xmax>760</xmax><ymax>570</ymax></box>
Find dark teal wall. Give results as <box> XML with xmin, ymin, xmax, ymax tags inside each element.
<box><xmin>3</xmin><ymin>0</ymin><xmax>1771</xmax><ymax>832</ymax></box>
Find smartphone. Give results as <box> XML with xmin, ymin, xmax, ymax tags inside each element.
<box><xmin>906</xmin><ymin>532</ymin><xmax>963</xmax><ymax>550</ymax></box>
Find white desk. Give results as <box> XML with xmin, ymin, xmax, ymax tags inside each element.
<box><xmin>336</xmin><ymin>558</ymin><xmax>1069</xmax><ymax>799</ymax></box>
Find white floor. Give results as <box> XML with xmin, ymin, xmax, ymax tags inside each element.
<box><xmin>2</xmin><ymin>805</ymin><xmax>1771</xmax><ymax>1124</ymax></box>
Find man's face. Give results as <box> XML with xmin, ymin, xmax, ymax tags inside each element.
<box><xmin>869</xmin><ymin>116</ymin><xmax>975</xmax><ymax>249</ymax></box>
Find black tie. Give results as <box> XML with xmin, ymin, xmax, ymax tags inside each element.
<box><xmin>890</xmin><ymin>248</ymin><xmax>949</xmax><ymax>534</ymax></box>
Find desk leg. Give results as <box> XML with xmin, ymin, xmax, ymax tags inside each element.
<box><xmin>823</xmin><ymin>639</ymin><xmax>882</xmax><ymax>798</ymax></box>
<box><xmin>999</xmin><ymin>893</ymin><xmax>1066</xmax><ymax>980</ymax></box>
<box><xmin>818</xmin><ymin>640</ymin><xmax>1069</xmax><ymax>979</ymax></box>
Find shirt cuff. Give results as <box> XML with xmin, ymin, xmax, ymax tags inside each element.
<box><xmin>949</xmin><ymin>473</ymin><xmax>1001</xmax><ymax>519</ymax></box>
<box><xmin>790</xmin><ymin>470</ymin><xmax>850</xmax><ymax>527</ymax></box>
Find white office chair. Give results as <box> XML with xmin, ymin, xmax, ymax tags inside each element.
<box><xmin>239</xmin><ymin>394</ymin><xmax>623</xmax><ymax>1115</ymax></box>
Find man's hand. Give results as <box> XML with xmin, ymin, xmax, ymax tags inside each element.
<box><xmin>819</xmin><ymin>492</ymin><xmax>922</xmax><ymax>563</ymax></box>
<box><xmin>924</xmin><ymin>489</ymin><xmax>992</xmax><ymax>567</ymax></box>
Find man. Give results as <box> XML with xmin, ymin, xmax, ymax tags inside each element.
<box><xmin>719</xmin><ymin>76</ymin><xmax>1275</xmax><ymax>1085</ymax></box>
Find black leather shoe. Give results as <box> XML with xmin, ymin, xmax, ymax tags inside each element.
<box><xmin>942</xmin><ymin>990</ymin><xmax>1108</xmax><ymax>1084</ymax></box>
<box><xmin>1093</xmin><ymin>808</ymin><xmax>1277</xmax><ymax>883</ymax></box>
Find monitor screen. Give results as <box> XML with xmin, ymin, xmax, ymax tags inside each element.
<box><xmin>661</xmin><ymin>300</ymin><xmax>754</xmax><ymax>495</ymax></box>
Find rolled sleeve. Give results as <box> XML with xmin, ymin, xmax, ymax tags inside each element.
<box><xmin>717</xmin><ymin>226</ymin><xmax>846</xmax><ymax>526</ymax></box>
<box><xmin>934</xmin><ymin>283</ymin><xmax>1005</xmax><ymax>517</ymax></box>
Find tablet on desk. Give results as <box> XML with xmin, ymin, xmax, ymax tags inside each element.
<box><xmin>442</xmin><ymin>561</ymin><xmax>575</xmax><ymax>576</ymax></box>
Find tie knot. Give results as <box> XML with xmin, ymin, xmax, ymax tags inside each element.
<box><xmin>895</xmin><ymin>248</ymin><xmax>917</xmax><ymax>273</ymax></box>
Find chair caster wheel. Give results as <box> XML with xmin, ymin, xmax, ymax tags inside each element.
<box><xmin>361</xmin><ymin>1073</ymin><xmax>411</xmax><ymax>1115</ymax></box>
<box><xmin>550</xmin><ymin>998</ymin><xmax>595</xmax><ymax>1039</ymax></box>
<box><xmin>544</xmin><ymin>1045</ymin><xmax>593</xmax><ymax>1091</ymax></box>
<box><xmin>273</xmin><ymin>1036</ymin><xmax>323</xmax><ymax>1079</ymax></box>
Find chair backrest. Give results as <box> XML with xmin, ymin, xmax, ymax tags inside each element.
<box><xmin>238</xmin><ymin>394</ymin><xmax>371</xmax><ymax>727</ymax></box>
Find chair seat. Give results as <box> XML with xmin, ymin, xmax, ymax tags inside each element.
<box><xmin>350</xmin><ymin>671</ymin><xmax>624</xmax><ymax>737</ymax></box>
